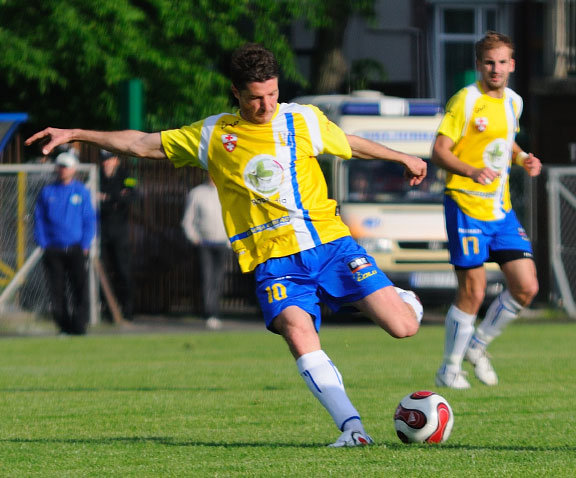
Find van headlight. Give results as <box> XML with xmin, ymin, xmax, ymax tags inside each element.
<box><xmin>357</xmin><ymin>238</ymin><xmax>393</xmax><ymax>252</ymax></box>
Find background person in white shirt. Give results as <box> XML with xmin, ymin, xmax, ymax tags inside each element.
<box><xmin>182</xmin><ymin>175</ymin><xmax>230</xmax><ymax>330</ymax></box>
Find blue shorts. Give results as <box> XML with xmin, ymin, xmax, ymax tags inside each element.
<box><xmin>444</xmin><ymin>196</ymin><xmax>533</xmax><ymax>269</ymax></box>
<box><xmin>254</xmin><ymin>236</ymin><xmax>393</xmax><ymax>332</ymax></box>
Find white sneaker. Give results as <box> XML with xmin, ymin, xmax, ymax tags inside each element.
<box><xmin>435</xmin><ymin>367</ymin><xmax>471</xmax><ymax>389</ymax></box>
<box><xmin>394</xmin><ymin>287</ymin><xmax>423</xmax><ymax>323</ymax></box>
<box><xmin>328</xmin><ymin>429</ymin><xmax>374</xmax><ymax>448</ymax></box>
<box><xmin>465</xmin><ymin>347</ymin><xmax>498</xmax><ymax>386</ymax></box>
<box><xmin>206</xmin><ymin>317</ymin><xmax>223</xmax><ymax>330</ymax></box>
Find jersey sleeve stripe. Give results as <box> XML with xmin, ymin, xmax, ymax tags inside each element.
<box><xmin>199</xmin><ymin>114</ymin><xmax>224</xmax><ymax>169</ymax></box>
<box><xmin>462</xmin><ymin>85</ymin><xmax>481</xmax><ymax>139</ymax></box>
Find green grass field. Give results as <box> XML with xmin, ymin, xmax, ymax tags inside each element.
<box><xmin>0</xmin><ymin>321</ymin><xmax>574</xmax><ymax>477</ymax></box>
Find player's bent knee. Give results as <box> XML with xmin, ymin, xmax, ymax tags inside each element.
<box><xmin>469</xmin><ymin>287</ymin><xmax>486</xmax><ymax>305</ymax></box>
<box><xmin>514</xmin><ymin>280</ymin><xmax>539</xmax><ymax>307</ymax></box>
<box><xmin>457</xmin><ymin>287</ymin><xmax>485</xmax><ymax>310</ymax></box>
<box><xmin>384</xmin><ymin>310</ymin><xmax>420</xmax><ymax>339</ymax></box>
<box><xmin>358</xmin><ymin>287</ymin><xmax>421</xmax><ymax>338</ymax></box>
<box><xmin>388</xmin><ymin>323</ymin><xmax>419</xmax><ymax>339</ymax></box>
<box><xmin>394</xmin><ymin>324</ymin><xmax>419</xmax><ymax>339</ymax></box>
<box><xmin>528</xmin><ymin>278</ymin><xmax>539</xmax><ymax>299</ymax></box>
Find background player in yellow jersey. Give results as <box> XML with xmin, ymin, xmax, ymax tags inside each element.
<box><xmin>432</xmin><ymin>32</ymin><xmax>542</xmax><ymax>389</ymax></box>
<box><xmin>27</xmin><ymin>43</ymin><xmax>426</xmax><ymax>447</ymax></box>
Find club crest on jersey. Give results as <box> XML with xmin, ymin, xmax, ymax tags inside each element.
<box><xmin>348</xmin><ymin>256</ymin><xmax>371</xmax><ymax>272</ymax></box>
<box><xmin>475</xmin><ymin>117</ymin><xmax>488</xmax><ymax>132</ymax></box>
<box><xmin>222</xmin><ymin>134</ymin><xmax>237</xmax><ymax>152</ymax></box>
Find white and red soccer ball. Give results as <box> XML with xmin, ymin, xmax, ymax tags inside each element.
<box><xmin>394</xmin><ymin>390</ymin><xmax>454</xmax><ymax>443</ymax></box>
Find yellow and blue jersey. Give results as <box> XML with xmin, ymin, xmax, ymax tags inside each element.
<box><xmin>437</xmin><ymin>82</ymin><xmax>523</xmax><ymax>221</ymax></box>
<box><xmin>162</xmin><ymin>103</ymin><xmax>353</xmax><ymax>272</ymax></box>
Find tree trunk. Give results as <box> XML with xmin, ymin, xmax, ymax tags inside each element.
<box><xmin>311</xmin><ymin>11</ymin><xmax>350</xmax><ymax>94</ymax></box>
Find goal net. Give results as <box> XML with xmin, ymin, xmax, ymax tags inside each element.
<box><xmin>548</xmin><ymin>166</ymin><xmax>576</xmax><ymax>319</ymax></box>
<box><xmin>0</xmin><ymin>163</ymin><xmax>99</xmax><ymax>331</ymax></box>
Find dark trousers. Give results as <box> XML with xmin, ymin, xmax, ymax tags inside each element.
<box><xmin>101</xmin><ymin>230</ymin><xmax>132</xmax><ymax>320</ymax></box>
<box><xmin>198</xmin><ymin>244</ymin><xmax>229</xmax><ymax>318</ymax></box>
<box><xmin>42</xmin><ymin>246</ymin><xmax>89</xmax><ymax>335</ymax></box>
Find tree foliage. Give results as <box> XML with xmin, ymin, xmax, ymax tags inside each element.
<box><xmin>0</xmin><ymin>1</ymin><xmax>291</xmax><ymax>131</ymax></box>
<box><xmin>0</xmin><ymin>0</ymin><xmax>375</xmax><ymax>133</ymax></box>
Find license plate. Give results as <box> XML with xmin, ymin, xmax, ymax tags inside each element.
<box><xmin>410</xmin><ymin>272</ymin><xmax>457</xmax><ymax>289</ymax></box>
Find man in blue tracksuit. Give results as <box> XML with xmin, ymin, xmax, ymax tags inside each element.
<box><xmin>34</xmin><ymin>152</ymin><xmax>96</xmax><ymax>334</ymax></box>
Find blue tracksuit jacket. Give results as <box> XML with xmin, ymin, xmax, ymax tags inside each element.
<box><xmin>34</xmin><ymin>179</ymin><xmax>96</xmax><ymax>250</ymax></box>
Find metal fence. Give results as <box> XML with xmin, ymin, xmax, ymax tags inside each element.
<box><xmin>1</xmin><ymin>135</ymin><xmax>558</xmax><ymax>319</ymax></box>
<box><xmin>2</xmin><ymin>140</ymin><xmax>259</xmax><ymax>319</ymax></box>
<box><xmin>127</xmin><ymin>159</ymin><xmax>258</xmax><ymax>316</ymax></box>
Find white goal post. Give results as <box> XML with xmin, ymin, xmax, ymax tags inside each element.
<box><xmin>548</xmin><ymin>166</ymin><xmax>576</xmax><ymax>319</ymax></box>
<box><xmin>0</xmin><ymin>163</ymin><xmax>100</xmax><ymax>325</ymax></box>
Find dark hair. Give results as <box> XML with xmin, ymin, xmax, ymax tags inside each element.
<box><xmin>230</xmin><ymin>43</ymin><xmax>279</xmax><ymax>90</ymax></box>
<box><xmin>475</xmin><ymin>31</ymin><xmax>515</xmax><ymax>61</ymax></box>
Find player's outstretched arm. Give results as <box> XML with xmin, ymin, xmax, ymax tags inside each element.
<box><xmin>346</xmin><ymin>134</ymin><xmax>427</xmax><ymax>186</ymax></box>
<box><xmin>25</xmin><ymin>128</ymin><xmax>167</xmax><ymax>160</ymax></box>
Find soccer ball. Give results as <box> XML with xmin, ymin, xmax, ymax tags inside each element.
<box><xmin>393</xmin><ymin>390</ymin><xmax>454</xmax><ymax>444</ymax></box>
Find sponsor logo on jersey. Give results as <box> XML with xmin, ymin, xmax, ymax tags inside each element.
<box><xmin>458</xmin><ymin>227</ymin><xmax>482</xmax><ymax>234</ymax></box>
<box><xmin>220</xmin><ymin>119</ymin><xmax>239</xmax><ymax>128</ymax></box>
<box><xmin>483</xmin><ymin>138</ymin><xmax>509</xmax><ymax>172</ymax></box>
<box><xmin>277</xmin><ymin>131</ymin><xmax>295</xmax><ymax>147</ymax></box>
<box><xmin>348</xmin><ymin>256</ymin><xmax>371</xmax><ymax>272</ymax></box>
<box><xmin>243</xmin><ymin>154</ymin><xmax>284</xmax><ymax>197</ymax></box>
<box><xmin>354</xmin><ymin>269</ymin><xmax>376</xmax><ymax>282</ymax></box>
<box><xmin>355</xmin><ymin>269</ymin><xmax>376</xmax><ymax>282</ymax></box>
<box><xmin>222</xmin><ymin>134</ymin><xmax>238</xmax><ymax>152</ymax></box>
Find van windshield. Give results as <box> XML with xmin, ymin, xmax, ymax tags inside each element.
<box><xmin>344</xmin><ymin>159</ymin><xmax>445</xmax><ymax>204</ymax></box>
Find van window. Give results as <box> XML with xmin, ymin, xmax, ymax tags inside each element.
<box><xmin>344</xmin><ymin>159</ymin><xmax>445</xmax><ymax>204</ymax></box>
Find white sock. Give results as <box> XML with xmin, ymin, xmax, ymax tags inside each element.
<box><xmin>394</xmin><ymin>287</ymin><xmax>424</xmax><ymax>324</ymax></box>
<box><xmin>441</xmin><ymin>305</ymin><xmax>476</xmax><ymax>373</ymax></box>
<box><xmin>296</xmin><ymin>350</ymin><xmax>362</xmax><ymax>432</ymax></box>
<box><xmin>474</xmin><ymin>290</ymin><xmax>523</xmax><ymax>346</ymax></box>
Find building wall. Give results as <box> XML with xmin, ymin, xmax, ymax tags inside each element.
<box><xmin>344</xmin><ymin>3</ymin><xmax>414</xmax><ymax>84</ymax></box>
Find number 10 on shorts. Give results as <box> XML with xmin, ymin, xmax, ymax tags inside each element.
<box><xmin>266</xmin><ymin>283</ymin><xmax>287</xmax><ymax>303</ymax></box>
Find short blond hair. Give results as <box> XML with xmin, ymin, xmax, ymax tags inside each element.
<box><xmin>475</xmin><ymin>31</ymin><xmax>514</xmax><ymax>61</ymax></box>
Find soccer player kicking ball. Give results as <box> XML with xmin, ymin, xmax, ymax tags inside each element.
<box><xmin>26</xmin><ymin>43</ymin><xmax>425</xmax><ymax>447</ymax></box>
<box><xmin>432</xmin><ymin>31</ymin><xmax>541</xmax><ymax>389</ymax></box>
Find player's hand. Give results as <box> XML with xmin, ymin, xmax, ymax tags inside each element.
<box><xmin>403</xmin><ymin>156</ymin><xmax>427</xmax><ymax>186</ymax></box>
<box><xmin>25</xmin><ymin>127</ymin><xmax>75</xmax><ymax>155</ymax></box>
<box><xmin>523</xmin><ymin>153</ymin><xmax>542</xmax><ymax>177</ymax></box>
<box><xmin>471</xmin><ymin>167</ymin><xmax>499</xmax><ymax>185</ymax></box>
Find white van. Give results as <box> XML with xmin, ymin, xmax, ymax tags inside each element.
<box><xmin>292</xmin><ymin>91</ymin><xmax>504</xmax><ymax>303</ymax></box>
